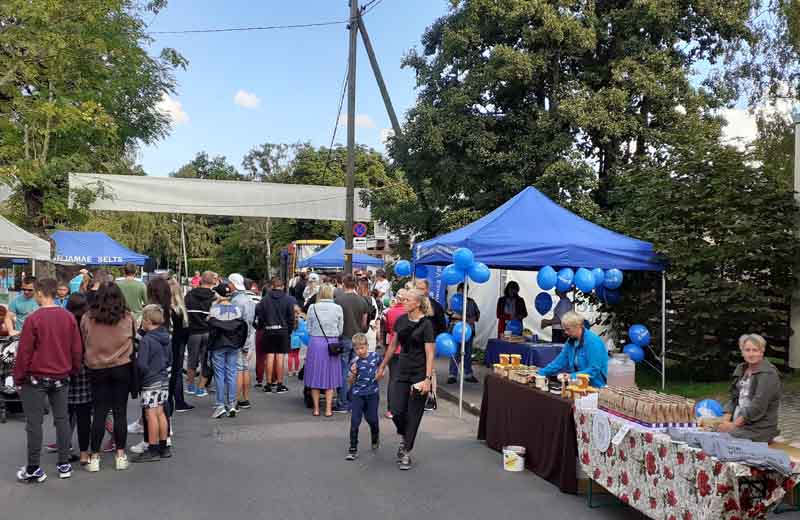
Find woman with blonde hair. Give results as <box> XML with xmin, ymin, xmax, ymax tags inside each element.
<box><xmin>304</xmin><ymin>284</ymin><xmax>344</xmax><ymax>417</ymax></box>
<box><xmin>168</xmin><ymin>278</ymin><xmax>193</xmax><ymax>413</ymax></box>
<box><xmin>377</xmin><ymin>288</ymin><xmax>435</xmax><ymax>470</ymax></box>
<box><xmin>717</xmin><ymin>334</ymin><xmax>782</xmax><ymax>442</ymax></box>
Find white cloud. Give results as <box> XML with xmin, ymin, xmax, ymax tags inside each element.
<box><xmin>338</xmin><ymin>113</ymin><xmax>376</xmax><ymax>129</ymax></box>
<box><xmin>234</xmin><ymin>89</ymin><xmax>261</xmax><ymax>109</ymax></box>
<box><xmin>380</xmin><ymin>128</ymin><xmax>395</xmax><ymax>145</ymax></box>
<box><xmin>721</xmin><ymin>94</ymin><xmax>795</xmax><ymax>150</ymax></box>
<box><xmin>157</xmin><ymin>93</ymin><xmax>189</xmax><ymax>125</ymax></box>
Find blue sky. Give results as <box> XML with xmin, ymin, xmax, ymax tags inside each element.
<box><xmin>140</xmin><ymin>0</ymin><xmax>450</xmax><ymax>176</ymax></box>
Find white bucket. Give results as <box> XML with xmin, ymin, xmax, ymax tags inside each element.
<box><xmin>502</xmin><ymin>445</ymin><xmax>526</xmax><ymax>472</ymax></box>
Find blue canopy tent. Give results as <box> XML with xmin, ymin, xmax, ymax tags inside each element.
<box><xmin>51</xmin><ymin>231</ymin><xmax>149</xmax><ymax>266</ymax></box>
<box><xmin>297</xmin><ymin>237</ymin><xmax>383</xmax><ymax>269</ymax></box>
<box><xmin>414</xmin><ymin>186</ymin><xmax>668</xmax><ymax>387</ymax></box>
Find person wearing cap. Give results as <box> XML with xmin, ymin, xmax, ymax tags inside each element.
<box><xmin>229</xmin><ymin>273</ymin><xmax>256</xmax><ymax>409</ymax></box>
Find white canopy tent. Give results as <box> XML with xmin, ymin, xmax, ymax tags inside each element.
<box><xmin>0</xmin><ymin>216</ymin><xmax>52</xmax><ymax>281</ymax></box>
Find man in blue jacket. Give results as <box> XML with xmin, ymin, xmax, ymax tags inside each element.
<box><xmin>538</xmin><ymin>311</ymin><xmax>608</xmax><ymax>387</ymax></box>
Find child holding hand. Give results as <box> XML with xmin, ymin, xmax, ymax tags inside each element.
<box><xmin>345</xmin><ymin>333</ymin><xmax>380</xmax><ymax>461</ymax></box>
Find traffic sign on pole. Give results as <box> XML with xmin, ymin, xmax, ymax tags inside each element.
<box><xmin>353</xmin><ymin>222</ymin><xmax>368</xmax><ymax>238</ymax></box>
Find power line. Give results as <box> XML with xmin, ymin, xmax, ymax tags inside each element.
<box><xmin>149</xmin><ymin>19</ymin><xmax>347</xmax><ymax>35</ymax></box>
<box><xmin>323</xmin><ymin>62</ymin><xmax>350</xmax><ymax>171</ymax></box>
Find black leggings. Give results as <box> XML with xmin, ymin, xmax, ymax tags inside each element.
<box><xmin>89</xmin><ymin>364</ymin><xmax>130</xmax><ymax>453</ymax></box>
<box><xmin>390</xmin><ymin>380</ymin><xmax>427</xmax><ymax>453</ymax></box>
<box><xmin>69</xmin><ymin>403</ymin><xmax>92</xmax><ymax>452</ymax></box>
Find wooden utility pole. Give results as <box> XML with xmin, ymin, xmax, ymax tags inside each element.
<box><xmin>344</xmin><ymin>0</ymin><xmax>358</xmax><ymax>274</ymax></box>
<box><xmin>358</xmin><ymin>16</ymin><xmax>402</xmax><ymax>138</ymax></box>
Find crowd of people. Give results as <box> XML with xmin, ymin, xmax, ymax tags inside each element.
<box><xmin>3</xmin><ymin>264</ymin><xmax>453</xmax><ymax>482</ymax></box>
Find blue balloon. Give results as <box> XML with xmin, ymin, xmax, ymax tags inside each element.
<box><xmin>441</xmin><ymin>264</ymin><xmax>465</xmax><ymax>286</ymax></box>
<box><xmin>604</xmin><ymin>268</ymin><xmax>623</xmax><ymax>290</ymax></box>
<box><xmin>574</xmin><ymin>268</ymin><xmax>595</xmax><ymax>293</ymax></box>
<box><xmin>623</xmin><ymin>344</ymin><xmax>645</xmax><ymax>363</ymax></box>
<box><xmin>628</xmin><ymin>324</ymin><xmax>651</xmax><ymax>347</ymax></box>
<box><xmin>534</xmin><ymin>292</ymin><xmax>553</xmax><ymax>315</ymax></box>
<box><xmin>414</xmin><ymin>264</ymin><xmax>429</xmax><ymax>278</ymax></box>
<box><xmin>592</xmin><ymin>268</ymin><xmax>605</xmax><ymax>289</ymax></box>
<box><xmin>695</xmin><ymin>399</ymin><xmax>724</xmax><ymax>419</ymax></box>
<box><xmin>468</xmin><ymin>262</ymin><xmax>490</xmax><ymax>284</ymax></box>
<box><xmin>449</xmin><ymin>293</ymin><xmax>465</xmax><ymax>313</ymax></box>
<box><xmin>435</xmin><ymin>333</ymin><xmax>457</xmax><ymax>358</ymax></box>
<box><xmin>395</xmin><ymin>260</ymin><xmax>412</xmax><ymax>277</ymax></box>
<box><xmin>556</xmin><ymin>268</ymin><xmax>574</xmax><ymax>292</ymax></box>
<box><xmin>453</xmin><ymin>248</ymin><xmax>475</xmax><ymax>271</ymax></box>
<box><xmin>506</xmin><ymin>319</ymin><xmax>523</xmax><ymax>336</ymax></box>
<box><xmin>452</xmin><ymin>321</ymin><xmax>473</xmax><ymax>342</ymax></box>
<box><xmin>537</xmin><ymin>266</ymin><xmax>557</xmax><ymax>291</ymax></box>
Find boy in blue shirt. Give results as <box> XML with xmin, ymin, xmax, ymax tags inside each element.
<box><xmin>345</xmin><ymin>333</ymin><xmax>380</xmax><ymax>460</ymax></box>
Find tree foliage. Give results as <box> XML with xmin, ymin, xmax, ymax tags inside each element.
<box><xmin>0</xmin><ymin>0</ymin><xmax>186</xmax><ymax>231</ymax></box>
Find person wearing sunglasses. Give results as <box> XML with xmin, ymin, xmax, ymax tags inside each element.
<box><xmin>9</xmin><ymin>276</ymin><xmax>39</xmax><ymax>332</ymax></box>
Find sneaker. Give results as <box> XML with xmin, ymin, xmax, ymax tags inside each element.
<box><xmin>17</xmin><ymin>466</ymin><xmax>46</xmax><ymax>483</ymax></box>
<box><xmin>254</xmin><ymin>382</ymin><xmax>263</xmax><ymax>388</ymax></box>
<box><xmin>333</xmin><ymin>406</ymin><xmax>350</xmax><ymax>414</ymax></box>
<box><xmin>371</xmin><ymin>439</ymin><xmax>380</xmax><ymax>451</ymax></box>
<box><xmin>160</xmin><ymin>446</ymin><xmax>172</xmax><ymax>459</ymax></box>
<box><xmin>212</xmin><ymin>405</ymin><xmax>227</xmax><ymax>419</ymax></box>
<box><xmin>345</xmin><ymin>448</ymin><xmax>358</xmax><ymax>461</ymax></box>
<box><xmin>127</xmin><ymin>420</ymin><xmax>144</xmax><ymax>434</ymax></box>
<box><xmin>166</xmin><ymin>436</ymin><xmax>173</xmax><ymax>448</ymax></box>
<box><xmin>132</xmin><ymin>450</ymin><xmax>160</xmax><ymax>463</ymax></box>
<box><xmin>195</xmin><ymin>388</ymin><xmax>208</xmax><ymax>397</ymax></box>
<box><xmin>115</xmin><ymin>454</ymin><xmax>129</xmax><ymax>471</ymax></box>
<box><xmin>385</xmin><ymin>411</ymin><xmax>393</xmax><ymax>419</ymax></box>
<box><xmin>206</xmin><ymin>385</ymin><xmax>215</xmax><ymax>393</ymax></box>
<box><xmin>102</xmin><ymin>439</ymin><xmax>116</xmax><ymax>453</ymax></box>
<box><xmin>398</xmin><ymin>453</ymin><xmax>412</xmax><ymax>470</ymax></box>
<box><xmin>87</xmin><ymin>455</ymin><xmax>100</xmax><ymax>473</ymax></box>
<box><xmin>175</xmin><ymin>403</ymin><xmax>195</xmax><ymax>413</ymax></box>
<box><xmin>237</xmin><ymin>400</ymin><xmax>251</xmax><ymax>409</ymax></box>
<box><xmin>228</xmin><ymin>404</ymin><xmax>238</xmax><ymax>418</ymax></box>
<box><xmin>446</xmin><ymin>376</ymin><xmax>456</xmax><ymax>384</ymax></box>
<box><xmin>187</xmin><ymin>383</ymin><xmax>197</xmax><ymax>395</ymax></box>
<box><xmin>275</xmin><ymin>384</ymin><xmax>289</xmax><ymax>394</ymax></box>
<box><xmin>130</xmin><ymin>441</ymin><xmax>148</xmax><ymax>454</ymax></box>
<box><xmin>263</xmin><ymin>384</ymin><xmax>274</xmax><ymax>393</ymax></box>
<box><xmin>396</xmin><ymin>443</ymin><xmax>406</xmax><ymax>462</ymax></box>
<box><xmin>465</xmin><ymin>375</ymin><xmax>479</xmax><ymax>383</ymax></box>
<box><xmin>57</xmin><ymin>463</ymin><xmax>72</xmax><ymax>479</ymax></box>
<box><xmin>45</xmin><ymin>443</ymin><xmax>58</xmax><ymax>453</ymax></box>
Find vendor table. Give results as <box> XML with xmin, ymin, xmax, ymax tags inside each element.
<box><xmin>574</xmin><ymin>408</ymin><xmax>799</xmax><ymax>520</ymax></box>
<box><xmin>484</xmin><ymin>339</ymin><xmax>563</xmax><ymax>367</ymax></box>
<box><xmin>478</xmin><ymin>374</ymin><xmax>578</xmax><ymax>493</ymax></box>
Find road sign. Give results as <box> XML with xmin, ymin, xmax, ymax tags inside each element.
<box><xmin>353</xmin><ymin>222</ymin><xmax>368</xmax><ymax>238</ymax></box>
<box><xmin>353</xmin><ymin>237</ymin><xmax>367</xmax><ymax>250</ymax></box>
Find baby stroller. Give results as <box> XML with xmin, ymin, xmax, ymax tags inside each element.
<box><xmin>0</xmin><ymin>335</ymin><xmax>22</xmax><ymax>423</ymax></box>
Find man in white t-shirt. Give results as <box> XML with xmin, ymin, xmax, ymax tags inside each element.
<box><xmin>373</xmin><ymin>270</ymin><xmax>391</xmax><ymax>301</ymax></box>
<box><xmin>541</xmin><ymin>289</ymin><xmax>573</xmax><ymax>343</ymax></box>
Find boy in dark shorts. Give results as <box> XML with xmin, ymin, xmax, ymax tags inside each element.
<box><xmin>132</xmin><ymin>305</ymin><xmax>172</xmax><ymax>462</ymax></box>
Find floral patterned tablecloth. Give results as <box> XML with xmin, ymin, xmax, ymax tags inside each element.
<box><xmin>575</xmin><ymin>409</ymin><xmax>798</xmax><ymax>520</ymax></box>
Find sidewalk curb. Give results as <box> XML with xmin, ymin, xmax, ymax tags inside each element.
<box><xmin>436</xmin><ymin>385</ymin><xmax>482</xmax><ymax>417</ymax></box>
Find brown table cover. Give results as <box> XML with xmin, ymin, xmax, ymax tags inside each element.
<box><xmin>478</xmin><ymin>374</ymin><xmax>578</xmax><ymax>493</ymax></box>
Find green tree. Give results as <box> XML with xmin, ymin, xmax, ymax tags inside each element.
<box><xmin>0</xmin><ymin>0</ymin><xmax>186</xmax><ymax>231</ymax></box>
<box><xmin>171</xmin><ymin>152</ymin><xmax>242</xmax><ymax>180</ymax></box>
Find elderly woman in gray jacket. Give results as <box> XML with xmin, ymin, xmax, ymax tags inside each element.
<box><xmin>718</xmin><ymin>334</ymin><xmax>782</xmax><ymax>442</ymax></box>
<box><xmin>304</xmin><ymin>284</ymin><xmax>344</xmax><ymax>417</ymax></box>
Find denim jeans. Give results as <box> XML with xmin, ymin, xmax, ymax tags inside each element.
<box><xmin>449</xmin><ymin>338</ymin><xmax>474</xmax><ymax>377</ymax></box>
<box><xmin>212</xmin><ymin>348</ymin><xmax>238</xmax><ymax>408</ymax></box>
<box><xmin>350</xmin><ymin>392</ymin><xmax>379</xmax><ymax>449</ymax></box>
<box><xmin>336</xmin><ymin>338</ymin><xmax>353</xmax><ymax>410</ymax></box>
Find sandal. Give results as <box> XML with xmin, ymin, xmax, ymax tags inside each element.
<box><xmin>324</xmin><ymin>412</ymin><xmax>333</xmax><ymax>418</ymax></box>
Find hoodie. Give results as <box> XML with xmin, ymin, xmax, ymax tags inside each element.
<box><xmin>137</xmin><ymin>326</ymin><xmax>172</xmax><ymax>387</ymax></box>
<box><xmin>185</xmin><ymin>287</ymin><xmax>218</xmax><ymax>335</ymax></box>
<box><xmin>254</xmin><ymin>290</ymin><xmax>295</xmax><ymax>334</ymax></box>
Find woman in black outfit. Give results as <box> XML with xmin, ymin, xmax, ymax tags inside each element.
<box><xmin>377</xmin><ymin>288</ymin><xmax>435</xmax><ymax>471</ymax></box>
<box><xmin>168</xmin><ymin>278</ymin><xmax>193</xmax><ymax>412</ymax></box>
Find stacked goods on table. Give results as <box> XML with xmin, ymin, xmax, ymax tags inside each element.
<box><xmin>493</xmin><ymin>354</ymin><xmax>537</xmax><ymax>383</ymax></box>
<box><xmin>598</xmin><ymin>387</ymin><xmax>696</xmax><ymax>428</ymax></box>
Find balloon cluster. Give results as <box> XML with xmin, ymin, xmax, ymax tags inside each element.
<box><xmin>533</xmin><ymin>265</ymin><xmax>624</xmax><ymax>314</ymax></box>
<box><xmin>622</xmin><ymin>323</ymin><xmax>650</xmax><ymax>363</ymax></box>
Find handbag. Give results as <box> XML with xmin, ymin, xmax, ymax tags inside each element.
<box><xmin>312</xmin><ymin>305</ymin><xmax>344</xmax><ymax>356</ymax></box>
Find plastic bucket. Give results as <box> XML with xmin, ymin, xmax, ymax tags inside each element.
<box><xmin>502</xmin><ymin>445</ymin><xmax>526</xmax><ymax>472</ymax></box>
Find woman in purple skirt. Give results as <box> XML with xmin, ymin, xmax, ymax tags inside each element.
<box><xmin>305</xmin><ymin>284</ymin><xmax>344</xmax><ymax>417</ymax></box>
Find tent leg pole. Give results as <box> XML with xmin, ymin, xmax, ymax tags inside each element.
<box><xmin>459</xmin><ymin>274</ymin><xmax>469</xmax><ymax>419</ymax></box>
<box><xmin>661</xmin><ymin>272</ymin><xmax>666</xmax><ymax>390</ymax></box>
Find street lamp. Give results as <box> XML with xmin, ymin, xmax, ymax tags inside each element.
<box><xmin>791</xmin><ymin>109</ymin><xmax>800</xmax><ymax>370</ymax></box>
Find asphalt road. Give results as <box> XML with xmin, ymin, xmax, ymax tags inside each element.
<box><xmin>0</xmin><ymin>378</ymin><xmax>645</xmax><ymax>520</ymax></box>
